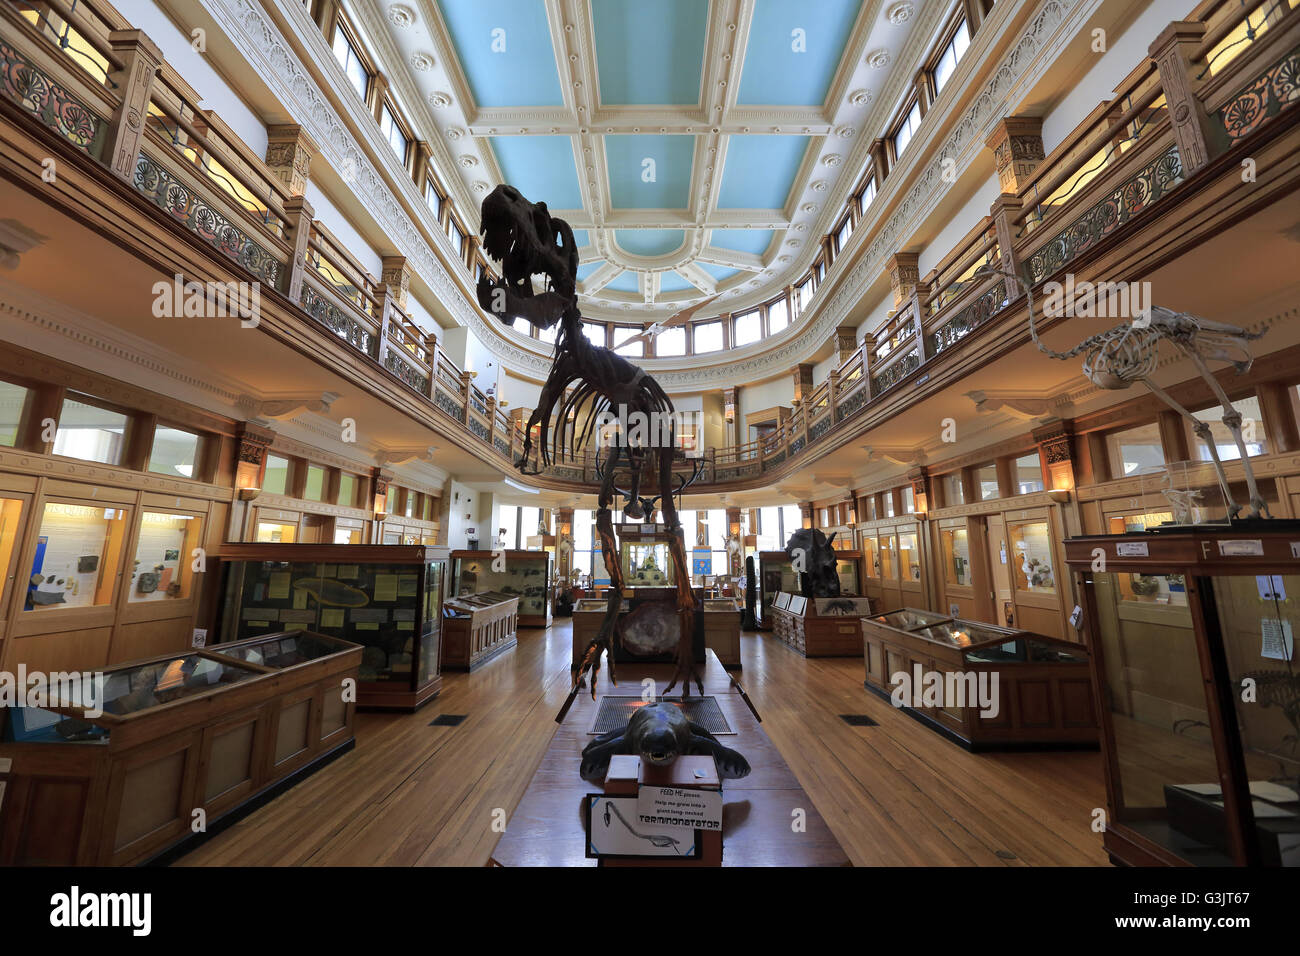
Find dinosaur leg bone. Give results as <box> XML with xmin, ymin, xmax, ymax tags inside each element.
<box><xmin>1185</xmin><ymin>350</ymin><xmax>1269</xmax><ymax>519</ymax></box>
<box><xmin>1139</xmin><ymin>376</ymin><xmax>1241</xmax><ymax>519</ymax></box>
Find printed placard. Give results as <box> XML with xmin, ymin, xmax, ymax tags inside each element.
<box><xmin>1219</xmin><ymin>539</ymin><xmax>1264</xmax><ymax>556</ymax></box>
<box><xmin>636</xmin><ymin>785</ymin><xmax>723</xmax><ymax>831</ymax></box>
<box><xmin>1262</xmin><ymin>619</ymin><xmax>1295</xmax><ymax>661</ymax></box>
<box><xmin>584</xmin><ymin>794</ymin><xmax>698</xmax><ymax>859</ymax></box>
<box><xmin>1115</xmin><ymin>542</ymin><xmax>1149</xmax><ymax>557</ymax></box>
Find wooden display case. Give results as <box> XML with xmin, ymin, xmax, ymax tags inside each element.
<box><xmin>1066</xmin><ymin>528</ymin><xmax>1300</xmax><ymax>867</ymax></box>
<box><xmin>570</xmin><ymin>590</ymin><xmax>728</xmax><ymax>670</ymax></box>
<box><xmin>768</xmin><ymin>594</ymin><xmax>873</xmax><ymax>657</ymax></box>
<box><xmin>0</xmin><ymin>631</ymin><xmax>360</xmax><ymax>865</ymax></box>
<box><xmin>861</xmin><ymin>608</ymin><xmax>1098</xmax><ymax>750</ymax></box>
<box><xmin>441</xmin><ymin>591</ymin><xmax>519</xmax><ymax>670</ymax></box>
<box><xmin>215</xmin><ymin>544</ymin><xmax>449</xmax><ymax>711</ymax></box>
<box><xmin>450</xmin><ymin>549</ymin><xmax>552</xmax><ymax>627</ymax></box>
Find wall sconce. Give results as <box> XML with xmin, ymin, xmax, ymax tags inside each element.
<box><xmin>235</xmin><ymin>458</ymin><xmax>262</xmax><ymax>502</ymax></box>
<box><xmin>373</xmin><ymin>490</ymin><xmax>389</xmax><ymax>520</ymax></box>
<box><xmin>914</xmin><ymin>491</ymin><xmax>928</xmax><ymax>516</ymax></box>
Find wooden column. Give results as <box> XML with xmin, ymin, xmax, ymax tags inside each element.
<box><xmin>989</xmin><ymin>193</ymin><xmax>1025</xmax><ymax>300</ymax></box>
<box><xmin>860</xmin><ymin>334</ymin><xmax>876</xmax><ymax>400</ymax></box>
<box><xmin>868</xmin><ymin>137</ymin><xmax>889</xmax><ymax>184</ymax></box>
<box><xmin>888</xmin><ymin>252</ymin><xmax>920</xmax><ymax>309</ymax></box>
<box><xmin>380</xmin><ymin>256</ymin><xmax>412</xmax><ymax>310</ymax></box>
<box><xmin>1150</xmin><ymin>22</ymin><xmax>1213</xmax><ymax>175</ymax></box>
<box><xmin>835</xmin><ymin>325</ymin><xmax>857</xmax><ymax>363</ymax></box>
<box><xmin>265</xmin><ymin>124</ymin><xmax>318</xmax><ymax>196</ymax></box>
<box><xmin>792</xmin><ymin>364</ymin><xmax>814</xmax><ymax>405</ymax></box>
<box><xmin>283</xmin><ymin>195</ymin><xmax>314</xmax><ymax>302</ymax></box>
<box><xmin>106</xmin><ymin>30</ymin><xmax>163</xmax><ymax>182</ymax></box>
<box><xmin>1158</xmin><ymin>409</ymin><xmax>1191</xmax><ymax>463</ymax></box>
<box><xmin>985</xmin><ymin>116</ymin><xmax>1044</xmax><ymax>194</ymax></box>
<box><xmin>723</xmin><ymin>387</ymin><xmax>740</xmax><ymax>448</ymax></box>
<box><xmin>412</xmin><ymin>140</ymin><xmax>433</xmax><ymax>192</ymax></box>
<box><xmin>1033</xmin><ymin>418</ymin><xmax>1078</xmax><ymax>492</ymax></box>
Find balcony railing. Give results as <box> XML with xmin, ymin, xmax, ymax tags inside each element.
<box><xmin>0</xmin><ymin>0</ymin><xmax>1295</xmax><ymax>489</ymax></box>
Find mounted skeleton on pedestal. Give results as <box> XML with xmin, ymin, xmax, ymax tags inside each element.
<box><xmin>475</xmin><ymin>185</ymin><xmax>702</xmax><ymax>701</ymax></box>
<box><xmin>978</xmin><ymin>266</ymin><xmax>1269</xmax><ymax>520</ymax></box>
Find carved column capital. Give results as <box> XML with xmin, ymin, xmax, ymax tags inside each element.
<box><xmin>985</xmin><ymin>115</ymin><xmax>1044</xmax><ymax>193</ymax></box>
<box><xmin>265</xmin><ymin>124</ymin><xmax>318</xmax><ymax>196</ymax></box>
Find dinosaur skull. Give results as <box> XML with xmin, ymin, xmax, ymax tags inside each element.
<box><xmin>475</xmin><ymin>184</ymin><xmax>579</xmax><ymax>330</ymax></box>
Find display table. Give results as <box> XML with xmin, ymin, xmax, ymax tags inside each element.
<box><xmin>860</xmin><ymin>608</ymin><xmax>1097</xmax><ymax>750</ymax></box>
<box><xmin>571</xmin><ymin>591</ymin><xmax>737</xmax><ymax>670</ymax></box>
<box><xmin>769</xmin><ymin>593</ymin><xmax>873</xmax><ymax>656</ymax></box>
<box><xmin>490</xmin><ymin>650</ymin><xmax>850</xmax><ymax>866</ymax></box>
<box><xmin>0</xmin><ymin>631</ymin><xmax>360</xmax><ymax>865</ymax></box>
<box><xmin>441</xmin><ymin>592</ymin><xmax>519</xmax><ymax>670</ymax></box>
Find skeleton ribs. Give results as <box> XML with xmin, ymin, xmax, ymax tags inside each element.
<box><xmin>475</xmin><ymin>185</ymin><xmax>703</xmax><ymax>698</ymax></box>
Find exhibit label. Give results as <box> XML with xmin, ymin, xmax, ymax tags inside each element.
<box><xmin>637</xmin><ymin>786</ymin><xmax>723</xmax><ymax>830</ymax></box>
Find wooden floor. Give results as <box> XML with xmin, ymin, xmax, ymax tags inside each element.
<box><xmin>177</xmin><ymin>621</ymin><xmax>1110</xmax><ymax>866</ymax></box>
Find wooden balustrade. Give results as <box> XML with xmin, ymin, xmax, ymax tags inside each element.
<box><xmin>2</xmin><ymin>0</ymin><xmax>1294</xmax><ymax>488</ymax></box>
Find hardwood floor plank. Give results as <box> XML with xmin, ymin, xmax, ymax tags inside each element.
<box><xmin>176</xmin><ymin>622</ymin><xmax>1108</xmax><ymax>867</ymax></box>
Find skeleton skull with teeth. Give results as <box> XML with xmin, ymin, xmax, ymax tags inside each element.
<box><xmin>475</xmin><ymin>184</ymin><xmax>579</xmax><ymax>329</ymax></box>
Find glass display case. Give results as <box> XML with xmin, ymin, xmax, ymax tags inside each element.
<box><xmin>1008</xmin><ymin>519</ymin><xmax>1056</xmax><ymax>594</ymax></box>
<box><xmin>450</xmin><ymin>549</ymin><xmax>552</xmax><ymax>626</ymax></box>
<box><xmin>860</xmin><ymin>607</ymin><xmax>1097</xmax><ymax>749</ymax></box>
<box><xmin>757</xmin><ymin>551</ymin><xmax>797</xmax><ymax>628</ymax></box>
<box><xmin>24</xmin><ymin>501</ymin><xmax>130</xmax><ymax>611</ymax></box>
<box><xmin>1066</xmin><ymin>529</ymin><xmax>1300</xmax><ymax>867</ymax></box>
<box><xmin>940</xmin><ymin>527</ymin><xmax>973</xmax><ymax>588</ymax></box>
<box><xmin>0</xmin><ymin>634</ymin><xmax>361</xmax><ymax>866</ymax></box>
<box><xmin>216</xmin><ymin>543</ymin><xmax>449</xmax><ymax>710</ymax></box>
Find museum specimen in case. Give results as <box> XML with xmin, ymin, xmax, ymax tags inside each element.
<box><xmin>449</xmin><ymin>549</ymin><xmax>552</xmax><ymax>627</ymax></box>
<box><xmin>1066</xmin><ymin>529</ymin><xmax>1300</xmax><ymax>866</ymax></box>
<box><xmin>860</xmin><ymin>608</ymin><xmax>1097</xmax><ymax>749</ymax></box>
<box><xmin>0</xmin><ymin>632</ymin><xmax>361</xmax><ymax>865</ymax></box>
<box><xmin>214</xmin><ymin>543</ymin><xmax>449</xmax><ymax>710</ymax></box>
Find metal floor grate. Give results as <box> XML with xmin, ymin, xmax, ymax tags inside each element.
<box><xmin>589</xmin><ymin>696</ymin><xmax>733</xmax><ymax>736</ymax></box>
<box><xmin>839</xmin><ymin>714</ymin><xmax>878</xmax><ymax>727</ymax></box>
<box><xmin>430</xmin><ymin>714</ymin><xmax>467</xmax><ymax>727</ymax></box>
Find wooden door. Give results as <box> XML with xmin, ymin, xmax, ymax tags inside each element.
<box><xmin>985</xmin><ymin>514</ymin><xmax>1013</xmax><ymax>627</ymax></box>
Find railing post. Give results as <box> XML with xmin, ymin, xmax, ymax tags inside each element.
<box><xmin>459</xmin><ymin>371</ymin><xmax>473</xmax><ymax>424</ymax></box>
<box><xmin>910</xmin><ymin>274</ymin><xmax>931</xmax><ymax>362</ymax></box>
<box><xmin>486</xmin><ymin>396</ymin><xmax>497</xmax><ymax>447</ymax></box>
<box><xmin>828</xmin><ymin>369</ymin><xmax>840</xmax><ymax>424</ymax></box>
<box><xmin>1150</xmin><ymin>22</ymin><xmax>1212</xmax><ymax>175</ymax></box>
<box><xmin>423</xmin><ymin>330</ymin><xmax>439</xmax><ymax>400</ymax></box>
<box><xmin>283</xmin><ymin>196</ymin><xmax>314</xmax><ymax>301</ymax></box>
<box><xmin>106</xmin><ymin>30</ymin><xmax>163</xmax><ymax>182</ymax></box>
<box><xmin>373</xmin><ymin>283</ymin><xmax>393</xmax><ymax>367</ymax></box>
<box><xmin>861</xmin><ymin>334</ymin><xmax>875</xmax><ymax>401</ymax></box>
<box><xmin>989</xmin><ymin>193</ymin><xmax>1025</xmax><ymax>300</ymax></box>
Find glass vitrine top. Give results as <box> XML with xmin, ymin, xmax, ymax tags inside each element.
<box><xmin>207</xmin><ymin>632</ymin><xmax>354</xmax><ymax>668</ymax></box>
<box><xmin>914</xmin><ymin>619</ymin><xmax>1017</xmax><ymax>648</ymax></box>
<box><xmin>870</xmin><ymin>607</ymin><xmax>951</xmax><ymax>631</ymax></box>
<box><xmin>95</xmin><ymin>654</ymin><xmax>262</xmax><ymax>716</ymax></box>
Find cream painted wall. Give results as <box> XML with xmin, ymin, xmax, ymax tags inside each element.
<box><xmin>136</xmin><ymin>1</ymin><xmax>266</xmax><ymax>155</ymax></box>
<box><xmin>302</xmin><ymin>183</ymin><xmax>383</xmax><ymax>278</ymax></box>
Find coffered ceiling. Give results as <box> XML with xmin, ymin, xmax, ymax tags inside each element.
<box><xmin>365</xmin><ymin>0</ymin><xmax>939</xmax><ymax>320</ymax></box>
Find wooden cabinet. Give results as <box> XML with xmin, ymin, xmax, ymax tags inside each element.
<box><xmin>769</xmin><ymin>594</ymin><xmax>873</xmax><ymax>657</ymax></box>
<box><xmin>1066</xmin><ymin>530</ymin><xmax>1300</xmax><ymax>867</ymax></box>
<box><xmin>441</xmin><ymin>592</ymin><xmax>518</xmax><ymax>670</ymax></box>
<box><xmin>215</xmin><ymin>544</ymin><xmax>449</xmax><ymax>711</ymax></box>
<box><xmin>0</xmin><ymin>631</ymin><xmax>360</xmax><ymax>865</ymax></box>
<box><xmin>861</xmin><ymin>608</ymin><xmax>1097</xmax><ymax>750</ymax></box>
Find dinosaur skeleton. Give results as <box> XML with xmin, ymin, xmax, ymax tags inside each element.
<box><xmin>979</xmin><ymin>266</ymin><xmax>1270</xmax><ymax>520</ymax></box>
<box><xmin>475</xmin><ymin>185</ymin><xmax>702</xmax><ymax>699</ymax></box>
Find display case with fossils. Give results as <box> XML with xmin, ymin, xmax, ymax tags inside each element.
<box><xmin>449</xmin><ymin>549</ymin><xmax>553</xmax><ymax>627</ymax></box>
<box><xmin>214</xmin><ymin>543</ymin><xmax>449</xmax><ymax>710</ymax></box>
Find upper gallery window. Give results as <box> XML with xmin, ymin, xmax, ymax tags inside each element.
<box><xmin>148</xmin><ymin>425</ymin><xmax>201</xmax><ymax>478</ymax></box>
<box><xmin>331</xmin><ymin>25</ymin><xmax>370</xmax><ymax>99</ymax></box>
<box><xmin>581</xmin><ymin>321</ymin><xmax>606</xmax><ymax>346</ymax></box>
<box><xmin>793</xmin><ymin>277</ymin><xmax>813</xmax><ymax>316</ymax></box>
<box><xmin>262</xmin><ymin>454</ymin><xmax>290</xmax><ymax>495</ymax></box>
<box><xmin>768</xmin><ymin>297</ymin><xmax>789</xmax><ymax>334</ymax></box>
<box><xmin>1014</xmin><ymin>452</ymin><xmax>1044</xmax><ymax>494</ymax></box>
<box><xmin>53</xmin><ymin>395</ymin><xmax>127</xmax><ymax>466</ymax></box>
<box><xmin>655</xmin><ymin>327</ymin><xmax>686</xmax><ymax>356</ymax></box>
<box><xmin>892</xmin><ymin>100</ymin><xmax>923</xmax><ymax>158</ymax></box>
<box><xmin>338</xmin><ymin>472</ymin><xmax>357</xmax><ymax>507</ymax></box>
<box><xmin>613</xmin><ymin>327</ymin><xmax>644</xmax><ymax>357</ymax></box>
<box><xmin>974</xmin><ymin>462</ymin><xmax>1000</xmax><ymax>500</ymax></box>
<box><xmin>834</xmin><ymin>215</ymin><xmax>854</xmax><ymax>253</ymax></box>
<box><xmin>932</xmin><ymin>18</ymin><xmax>971</xmax><ymax>95</ymax></box>
<box><xmin>424</xmin><ymin>179</ymin><xmax>444</xmax><ymax>217</ymax></box>
<box><xmin>1105</xmin><ymin>421</ymin><xmax>1164</xmax><ymax>477</ymax></box>
<box><xmin>858</xmin><ymin>174</ymin><xmax>877</xmax><ymax>212</ymax></box>
<box><xmin>0</xmin><ymin>378</ymin><xmax>29</xmax><ymax>446</ymax></box>
<box><xmin>733</xmin><ymin>310</ymin><xmax>761</xmax><ymax>347</ymax></box>
<box><xmin>1189</xmin><ymin>396</ymin><xmax>1268</xmax><ymax>460</ymax></box>
<box><xmin>378</xmin><ymin>103</ymin><xmax>409</xmax><ymax>164</ymax></box>
<box><xmin>694</xmin><ymin>321</ymin><xmax>723</xmax><ymax>353</ymax></box>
